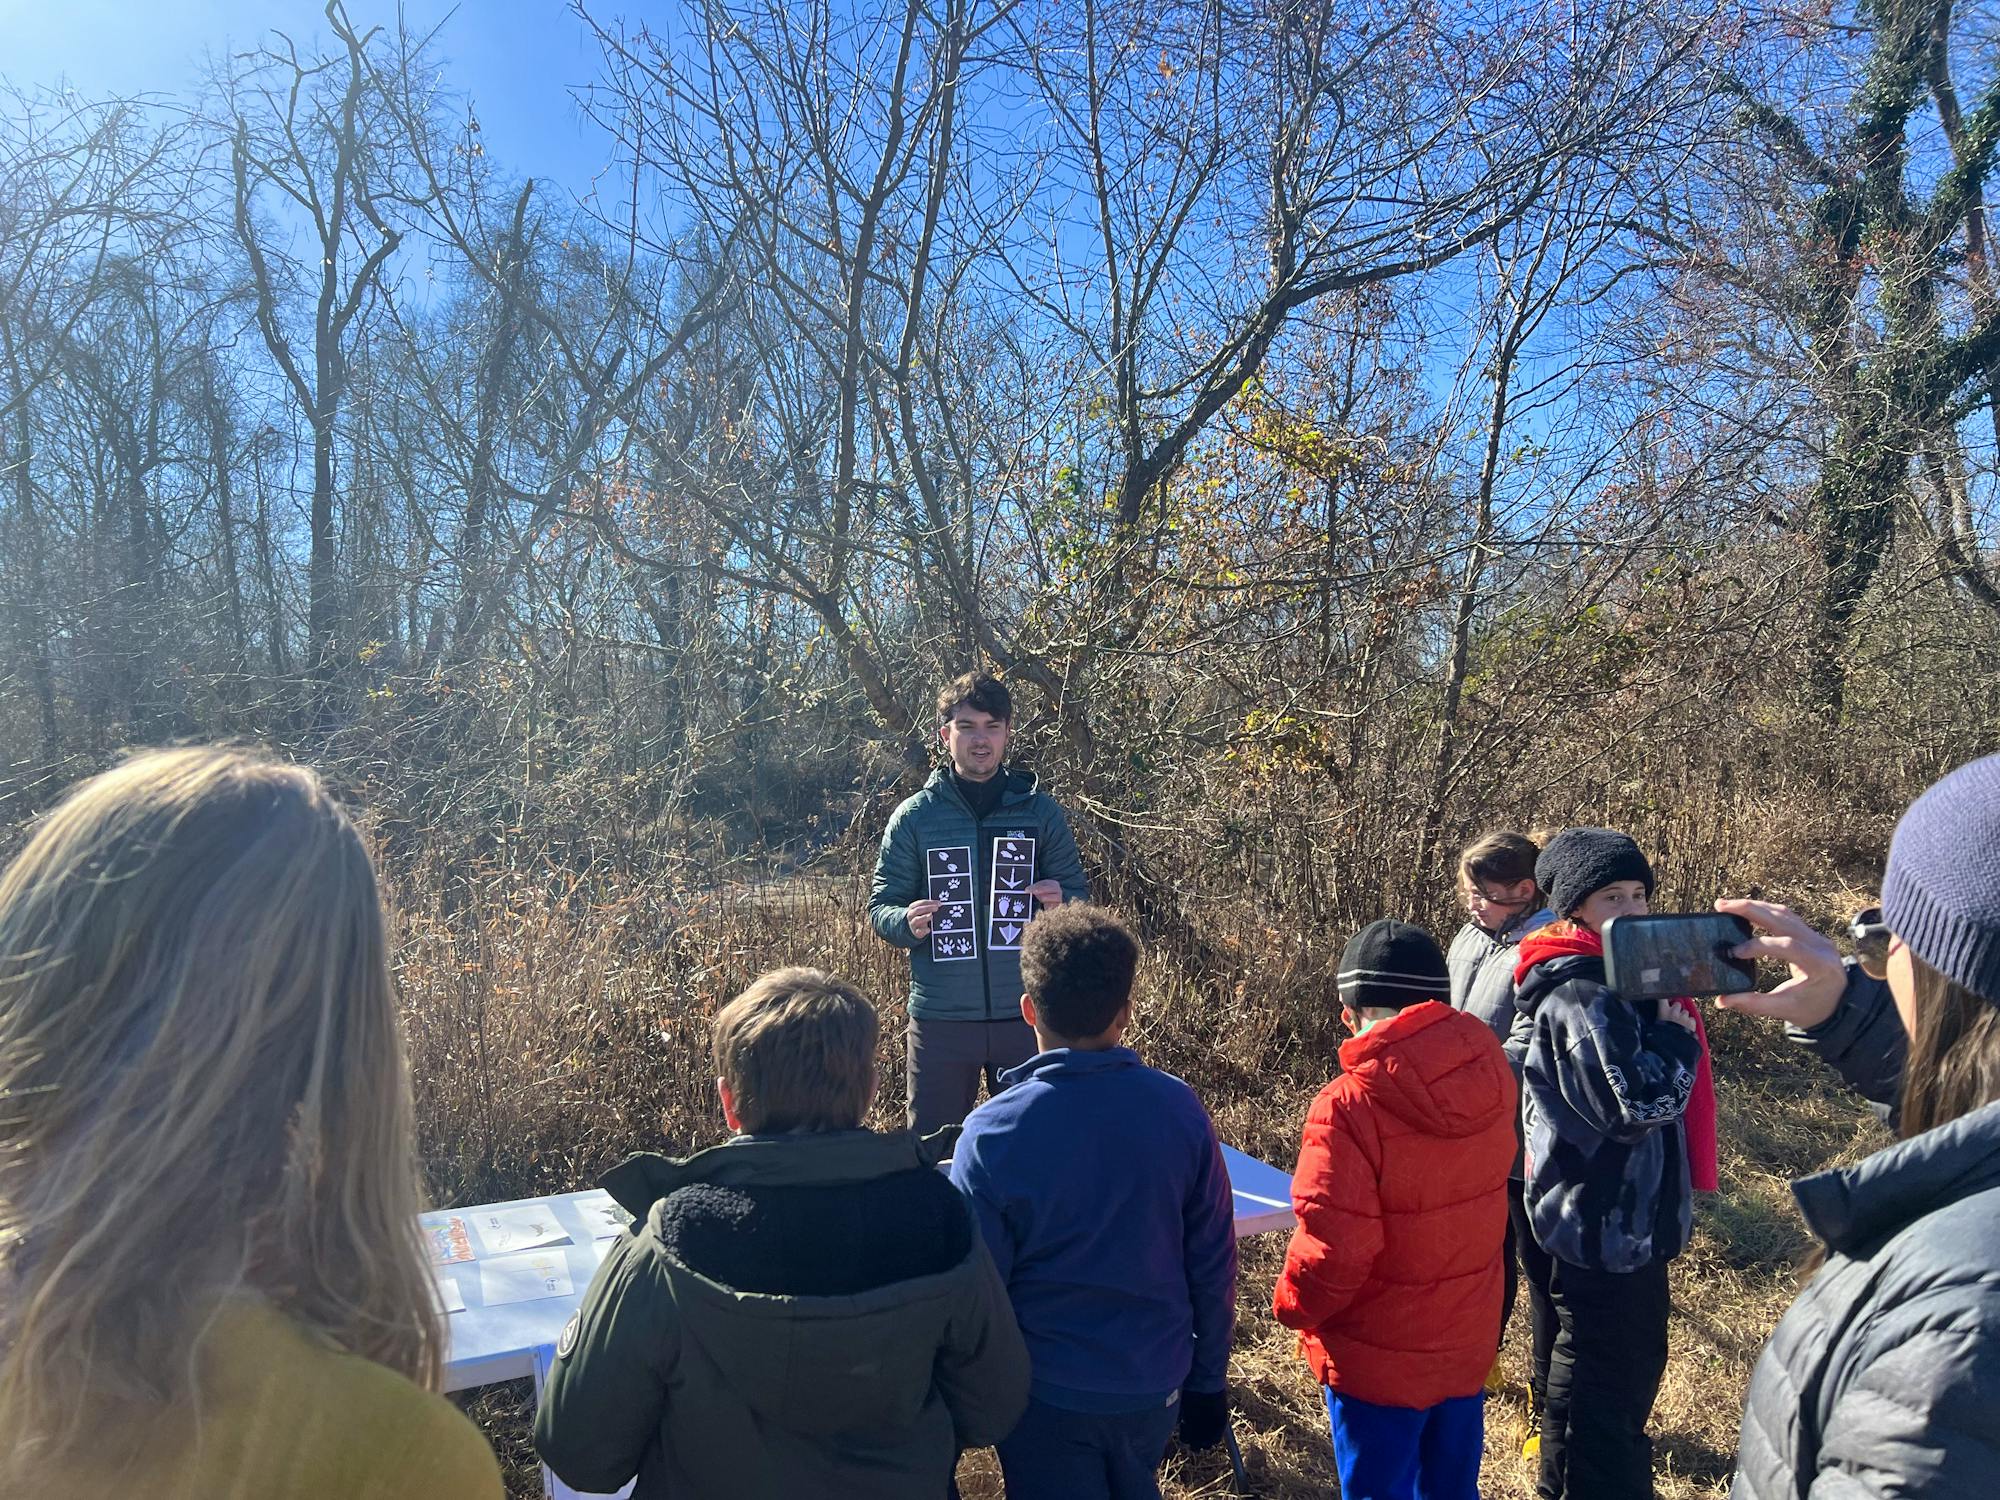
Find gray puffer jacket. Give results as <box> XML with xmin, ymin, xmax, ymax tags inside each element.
<box><xmin>1785</xmin><ymin>962</ymin><xmax>1907</xmax><ymax>1127</ymax></box>
<box><xmin>1733</xmin><ymin>971</ymin><xmax>2000</xmax><ymax>1499</ymax></box>
<box><xmin>1447</xmin><ymin>907</ymin><xmax>1555</xmax><ymax>1043</ymax></box>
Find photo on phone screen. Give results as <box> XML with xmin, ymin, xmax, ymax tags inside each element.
<box><xmin>1602</xmin><ymin>913</ymin><xmax>1757</xmax><ymax>999</ymax></box>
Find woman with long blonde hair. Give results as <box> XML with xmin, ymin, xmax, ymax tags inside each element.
<box><xmin>0</xmin><ymin>747</ymin><xmax>500</xmax><ymax>1497</ymax></box>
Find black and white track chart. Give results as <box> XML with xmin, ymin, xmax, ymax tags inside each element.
<box><xmin>988</xmin><ymin>835</ymin><xmax>1038</xmax><ymax>951</ymax></box>
<box><xmin>927</xmin><ymin>846</ymin><xmax>978</xmax><ymax>962</ymax></box>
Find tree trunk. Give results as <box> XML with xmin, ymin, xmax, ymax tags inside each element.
<box><xmin>7</xmin><ymin>381</ymin><xmax>60</xmax><ymax>760</ymax></box>
<box><xmin>449</xmin><ymin>186</ymin><xmax>532</xmax><ymax>662</ymax></box>
<box><xmin>251</xmin><ymin>443</ymin><xmax>291</xmax><ymax>678</ymax></box>
<box><xmin>207</xmin><ymin>386</ymin><xmax>249</xmax><ymax>670</ymax></box>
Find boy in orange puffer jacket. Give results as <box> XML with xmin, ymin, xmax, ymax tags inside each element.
<box><xmin>1274</xmin><ymin>920</ymin><xmax>1518</xmax><ymax>1500</ymax></box>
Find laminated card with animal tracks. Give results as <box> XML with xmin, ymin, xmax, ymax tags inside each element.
<box><xmin>927</xmin><ymin>845</ymin><xmax>978</xmax><ymax>962</ymax></box>
<box><xmin>988</xmin><ymin>836</ymin><xmax>1037</xmax><ymax>951</ymax></box>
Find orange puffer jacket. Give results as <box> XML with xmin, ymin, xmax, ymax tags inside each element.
<box><xmin>1272</xmin><ymin>1000</ymin><xmax>1518</xmax><ymax>1408</ymax></box>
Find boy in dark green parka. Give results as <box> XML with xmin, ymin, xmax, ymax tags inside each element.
<box><xmin>534</xmin><ymin>968</ymin><xmax>1029</xmax><ymax>1500</ymax></box>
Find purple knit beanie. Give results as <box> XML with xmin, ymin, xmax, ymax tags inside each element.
<box><xmin>1881</xmin><ymin>752</ymin><xmax>2000</xmax><ymax>1005</ymax></box>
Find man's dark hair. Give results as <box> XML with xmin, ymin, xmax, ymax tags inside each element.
<box><xmin>1020</xmin><ymin>903</ymin><xmax>1139</xmax><ymax>1039</ymax></box>
<box><xmin>936</xmin><ymin>672</ymin><xmax>1011</xmax><ymax>725</ymax></box>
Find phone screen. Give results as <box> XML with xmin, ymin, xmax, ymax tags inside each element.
<box><xmin>1602</xmin><ymin>913</ymin><xmax>1757</xmax><ymax>998</ymax></box>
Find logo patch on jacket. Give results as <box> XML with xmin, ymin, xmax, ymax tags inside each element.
<box><xmin>556</xmin><ymin>1311</ymin><xmax>580</xmax><ymax>1359</ymax></box>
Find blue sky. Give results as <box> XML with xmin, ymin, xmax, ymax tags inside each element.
<box><xmin>1</xmin><ymin>1</ymin><xmax>612</xmax><ymax>197</ymax></box>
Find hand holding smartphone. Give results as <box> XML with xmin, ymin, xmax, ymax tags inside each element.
<box><xmin>1603</xmin><ymin>913</ymin><xmax>1758</xmax><ymax>999</ymax></box>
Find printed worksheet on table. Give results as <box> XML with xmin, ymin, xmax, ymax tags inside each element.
<box><xmin>472</xmin><ymin>1203</ymin><xmax>573</xmax><ymax>1256</ymax></box>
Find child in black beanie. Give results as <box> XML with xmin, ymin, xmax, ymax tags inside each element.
<box><xmin>1508</xmin><ymin>828</ymin><xmax>1702</xmax><ymax>1500</ymax></box>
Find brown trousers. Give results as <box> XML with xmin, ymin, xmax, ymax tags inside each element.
<box><xmin>904</xmin><ymin>1015</ymin><xmax>1038</xmax><ymax>1134</ymax></box>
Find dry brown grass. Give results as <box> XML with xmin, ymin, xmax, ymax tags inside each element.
<box><xmin>399</xmin><ymin>854</ymin><xmax>1887</xmax><ymax>1500</ymax></box>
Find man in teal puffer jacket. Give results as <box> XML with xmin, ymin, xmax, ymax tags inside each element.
<box><xmin>870</xmin><ymin>673</ymin><xmax>1090</xmax><ymax>1132</ymax></box>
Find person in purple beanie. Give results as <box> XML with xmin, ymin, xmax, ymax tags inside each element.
<box><xmin>1720</xmin><ymin>751</ymin><xmax>2000</xmax><ymax>1500</ymax></box>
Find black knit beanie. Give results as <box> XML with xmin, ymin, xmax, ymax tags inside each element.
<box><xmin>1536</xmin><ymin>828</ymin><xmax>1655</xmax><ymax>918</ymax></box>
<box><xmin>1337</xmin><ymin>920</ymin><xmax>1449</xmax><ymax>1011</ymax></box>
<box><xmin>1882</xmin><ymin>752</ymin><xmax>2000</xmax><ymax>1005</ymax></box>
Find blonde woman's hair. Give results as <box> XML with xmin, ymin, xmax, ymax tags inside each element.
<box><xmin>712</xmin><ymin>968</ymin><xmax>879</xmax><ymax>1133</ymax></box>
<box><xmin>0</xmin><ymin>747</ymin><xmax>439</xmax><ymax>1471</ymax></box>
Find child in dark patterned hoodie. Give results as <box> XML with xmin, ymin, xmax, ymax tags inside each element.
<box><xmin>1509</xmin><ymin>829</ymin><xmax>1713</xmax><ymax>1500</ymax></box>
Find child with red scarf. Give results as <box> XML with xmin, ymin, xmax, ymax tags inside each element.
<box><xmin>1507</xmin><ymin>829</ymin><xmax>1716</xmax><ymax>1500</ymax></box>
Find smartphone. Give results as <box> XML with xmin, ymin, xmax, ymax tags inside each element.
<box><xmin>1602</xmin><ymin>912</ymin><xmax>1757</xmax><ymax>998</ymax></box>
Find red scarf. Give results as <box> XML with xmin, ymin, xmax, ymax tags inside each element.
<box><xmin>1515</xmin><ymin>923</ymin><xmax>1718</xmax><ymax>1193</ymax></box>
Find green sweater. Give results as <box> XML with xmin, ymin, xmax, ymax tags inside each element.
<box><xmin>868</xmin><ymin>767</ymin><xmax>1090</xmax><ymax>1020</ymax></box>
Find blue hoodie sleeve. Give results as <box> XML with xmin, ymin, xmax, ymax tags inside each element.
<box><xmin>1789</xmin><ymin>961</ymin><xmax>1905</xmax><ymax>1125</ymax></box>
<box><xmin>949</xmin><ymin>1120</ymin><xmax>1018</xmax><ymax>1284</ymax></box>
<box><xmin>1549</xmin><ymin>986</ymin><xmax>1700</xmax><ymax>1144</ymax></box>
<box><xmin>869</xmin><ymin>801</ymin><xmax>923</xmax><ymax>948</ymax></box>
<box><xmin>1181</xmin><ymin>1109</ymin><xmax>1239</xmax><ymax>1394</ymax></box>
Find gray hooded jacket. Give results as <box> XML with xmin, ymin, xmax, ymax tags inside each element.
<box><xmin>1448</xmin><ymin>907</ymin><xmax>1556</xmax><ymax>1043</ymax></box>
<box><xmin>1515</xmin><ymin>945</ymin><xmax>1701</xmax><ymax>1270</ymax></box>
<box><xmin>1733</xmin><ymin>971</ymin><xmax>2000</xmax><ymax>1499</ymax></box>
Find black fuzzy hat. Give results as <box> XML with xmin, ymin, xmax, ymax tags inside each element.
<box><xmin>1337</xmin><ymin>920</ymin><xmax>1450</xmax><ymax>1011</ymax></box>
<box><xmin>1536</xmin><ymin>828</ymin><xmax>1655</xmax><ymax>918</ymax></box>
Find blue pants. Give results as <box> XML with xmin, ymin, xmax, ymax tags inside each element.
<box><xmin>996</xmin><ymin>1395</ymin><xmax>1180</xmax><ymax>1500</ymax></box>
<box><xmin>1323</xmin><ymin>1388</ymin><xmax>1484</xmax><ymax>1500</ymax></box>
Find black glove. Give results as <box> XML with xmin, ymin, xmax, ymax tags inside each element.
<box><xmin>1177</xmin><ymin>1386</ymin><xmax>1229</xmax><ymax>1450</ymax></box>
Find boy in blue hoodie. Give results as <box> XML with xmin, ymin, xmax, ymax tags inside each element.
<box><xmin>950</xmin><ymin>903</ymin><xmax>1237</xmax><ymax>1499</ymax></box>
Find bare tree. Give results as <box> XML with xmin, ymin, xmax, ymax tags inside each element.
<box><xmin>1</xmin><ymin>89</ymin><xmax>193</xmax><ymax>759</ymax></box>
<box><xmin>222</xmin><ymin>0</ymin><xmax>417</xmax><ymax>689</ymax></box>
<box><xmin>1720</xmin><ymin>0</ymin><xmax>2000</xmax><ymax>715</ymax></box>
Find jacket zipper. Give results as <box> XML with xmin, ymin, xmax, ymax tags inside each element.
<box><xmin>939</xmin><ymin>772</ymin><xmax>998</xmax><ymax>1022</ymax></box>
<box><xmin>971</xmin><ymin>785</ymin><xmax>994</xmax><ymax>1022</ymax></box>
<box><xmin>978</xmin><ymin>800</ymin><xmax>992</xmax><ymax>1021</ymax></box>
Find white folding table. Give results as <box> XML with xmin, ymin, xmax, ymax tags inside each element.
<box><xmin>436</xmin><ymin>1144</ymin><xmax>1295</xmax><ymax>1393</ymax></box>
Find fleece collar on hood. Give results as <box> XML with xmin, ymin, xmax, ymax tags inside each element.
<box><xmin>1337</xmin><ymin>1000</ymin><xmax>1513</xmax><ymax>1140</ymax></box>
<box><xmin>600</xmin><ymin>1125</ymin><xmax>958</xmax><ymax>1220</ymax></box>
<box><xmin>1794</xmin><ymin>1097</ymin><xmax>2000</xmax><ymax>1255</ymax></box>
<box><xmin>1497</xmin><ymin>905</ymin><xmax>1557</xmax><ymax>943</ymax></box>
<box><xmin>1513</xmin><ymin>922</ymin><xmax>1601</xmax><ymax>986</ymax></box>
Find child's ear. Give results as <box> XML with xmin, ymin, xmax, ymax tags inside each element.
<box><xmin>1339</xmin><ymin>1005</ymin><xmax>1357</xmax><ymax>1034</ymax></box>
<box><xmin>1020</xmin><ymin>994</ymin><xmax>1038</xmax><ymax>1030</ymax></box>
<box><xmin>716</xmin><ymin>1077</ymin><xmax>742</xmax><ymax>1133</ymax></box>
